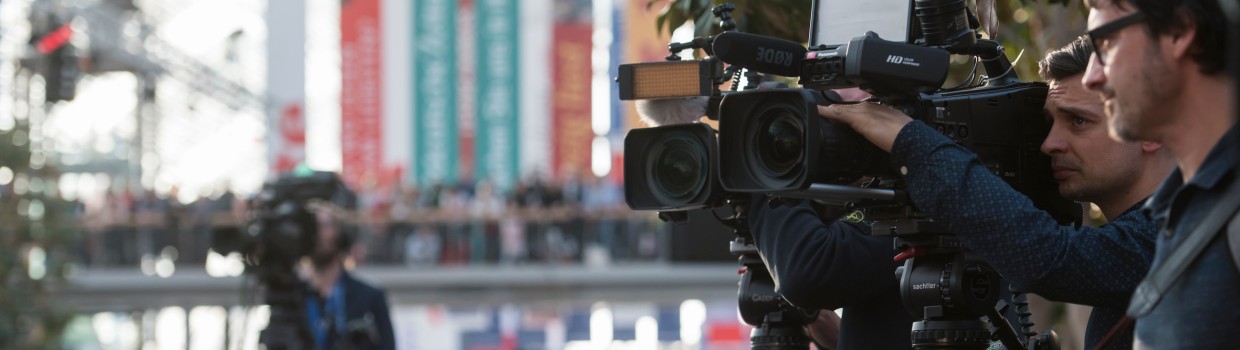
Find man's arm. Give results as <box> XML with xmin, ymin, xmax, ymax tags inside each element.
<box><xmin>818</xmin><ymin>102</ymin><xmax>1155</xmax><ymax>308</ymax></box>
<box><xmin>748</xmin><ymin>197</ymin><xmax>902</xmax><ymax>310</ymax></box>
<box><xmin>890</xmin><ymin>121</ymin><xmax>1156</xmax><ymax>308</ymax></box>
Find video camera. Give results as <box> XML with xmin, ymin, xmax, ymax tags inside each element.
<box><xmin>245</xmin><ymin>170</ymin><xmax>357</xmax><ymax>268</ymax></box>
<box><xmin>211</xmin><ymin>170</ymin><xmax>357</xmax><ymax>349</ymax></box>
<box><xmin>621</xmin><ymin>0</ymin><xmax>1075</xmax><ymax>222</ymax></box>
<box><xmin>619</xmin><ymin>1</ymin><xmax>1077</xmax><ymax>349</ymax></box>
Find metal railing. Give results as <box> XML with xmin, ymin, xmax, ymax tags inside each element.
<box><xmin>71</xmin><ymin>207</ymin><xmax>673</xmax><ymax>268</ymax></box>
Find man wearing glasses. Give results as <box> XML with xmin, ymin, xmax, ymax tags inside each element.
<box><xmin>1082</xmin><ymin>0</ymin><xmax>1239</xmax><ymax>348</ymax></box>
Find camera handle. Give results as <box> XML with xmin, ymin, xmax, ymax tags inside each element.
<box><xmin>664</xmin><ymin>3</ymin><xmax>738</xmax><ymax>61</ymax></box>
<box><xmin>950</xmin><ymin>39</ymin><xmax>1019</xmax><ymax>87</ymax></box>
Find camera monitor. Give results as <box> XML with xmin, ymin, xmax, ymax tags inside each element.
<box><xmin>810</xmin><ymin>0</ymin><xmax>914</xmax><ymax>47</ymax></box>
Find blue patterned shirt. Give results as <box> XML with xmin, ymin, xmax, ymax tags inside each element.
<box><xmin>890</xmin><ymin>121</ymin><xmax>1159</xmax><ymax>349</ymax></box>
<box><xmin>1135</xmin><ymin>122</ymin><xmax>1240</xmax><ymax>349</ymax></box>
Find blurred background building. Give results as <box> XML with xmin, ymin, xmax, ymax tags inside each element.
<box><xmin>0</xmin><ymin>0</ymin><xmax>753</xmax><ymax>349</ymax></box>
<box><xmin>0</xmin><ymin>0</ymin><xmax>1095</xmax><ymax>349</ymax></box>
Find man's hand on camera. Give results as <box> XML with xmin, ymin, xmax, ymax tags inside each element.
<box><xmin>817</xmin><ymin>102</ymin><xmax>912</xmax><ymax>152</ymax></box>
<box><xmin>805</xmin><ymin>309</ymin><xmax>841</xmax><ymax>350</ymax></box>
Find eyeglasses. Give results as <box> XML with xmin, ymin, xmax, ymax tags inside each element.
<box><xmin>1087</xmin><ymin>11</ymin><xmax>1147</xmax><ymax>66</ymax></box>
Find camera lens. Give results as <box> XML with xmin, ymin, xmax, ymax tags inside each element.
<box><xmin>719</xmin><ymin>89</ymin><xmax>891</xmax><ymax>193</ymax></box>
<box><xmin>649</xmin><ymin>137</ymin><xmax>707</xmax><ymax>202</ymax></box>
<box><xmin>625</xmin><ymin>123</ymin><xmax>722</xmax><ymax>210</ymax></box>
<box><xmin>915</xmin><ymin>0</ymin><xmax>975</xmax><ymax>49</ymax></box>
<box><xmin>756</xmin><ymin>110</ymin><xmax>804</xmax><ymax>176</ymax></box>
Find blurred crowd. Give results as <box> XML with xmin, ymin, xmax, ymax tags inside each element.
<box><xmin>69</xmin><ymin>173</ymin><xmax>668</xmax><ymax>269</ymax></box>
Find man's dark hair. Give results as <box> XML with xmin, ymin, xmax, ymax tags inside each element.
<box><xmin>1039</xmin><ymin>36</ymin><xmax>1095</xmax><ymax>81</ymax></box>
<box><xmin>1086</xmin><ymin>0</ymin><xmax>1227</xmax><ymax>74</ymax></box>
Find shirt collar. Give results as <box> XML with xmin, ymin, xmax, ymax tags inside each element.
<box><xmin>1186</xmin><ymin>122</ymin><xmax>1240</xmax><ymax>190</ymax></box>
<box><xmin>1118</xmin><ymin>198</ymin><xmax>1148</xmax><ymax>218</ymax></box>
<box><xmin>1144</xmin><ymin>122</ymin><xmax>1240</xmax><ymax>215</ymax></box>
<box><xmin>1144</xmin><ymin>167</ymin><xmax>1182</xmax><ymax>218</ymax></box>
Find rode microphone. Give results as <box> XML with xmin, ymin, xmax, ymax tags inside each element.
<box><xmin>712</xmin><ymin>31</ymin><xmax>807</xmax><ymax>77</ymax></box>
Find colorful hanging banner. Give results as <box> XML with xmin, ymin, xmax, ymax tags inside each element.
<box><xmin>266</xmin><ymin>0</ymin><xmax>305</xmax><ymax>177</ymax></box>
<box><xmin>413</xmin><ymin>0</ymin><xmax>459</xmax><ymax>186</ymax></box>
<box><xmin>622</xmin><ymin>1</ymin><xmax>670</xmax><ymax>133</ymax></box>
<box><xmin>341</xmin><ymin>0</ymin><xmax>384</xmax><ymax>188</ymax></box>
<box><xmin>457</xmin><ymin>0</ymin><xmax>477</xmax><ymax>182</ymax></box>
<box><xmin>551</xmin><ymin>21</ymin><xmax>594</xmax><ymax>180</ymax></box>
<box><xmin>475</xmin><ymin>0</ymin><xmax>521</xmax><ymax>189</ymax></box>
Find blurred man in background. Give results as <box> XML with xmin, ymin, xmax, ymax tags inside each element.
<box><xmin>302</xmin><ymin>203</ymin><xmax>396</xmax><ymax>350</ymax></box>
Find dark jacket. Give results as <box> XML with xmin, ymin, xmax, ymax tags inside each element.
<box><xmin>307</xmin><ymin>270</ymin><xmax>397</xmax><ymax>350</ymax></box>
<box><xmin>1136</xmin><ymin>122</ymin><xmax>1240</xmax><ymax>349</ymax></box>
<box><xmin>749</xmin><ymin>198</ymin><xmax>916</xmax><ymax>350</ymax></box>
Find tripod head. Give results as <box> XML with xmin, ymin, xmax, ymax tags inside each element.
<box><xmin>870</xmin><ymin>209</ymin><xmax>1052</xmax><ymax>350</ymax></box>
<box><xmin>697</xmin><ymin>197</ymin><xmax>820</xmax><ymax>350</ymax></box>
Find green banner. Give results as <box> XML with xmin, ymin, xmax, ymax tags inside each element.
<box><xmin>474</xmin><ymin>0</ymin><xmax>520</xmax><ymax>190</ymax></box>
<box><xmin>413</xmin><ymin>0</ymin><xmax>458</xmax><ymax>186</ymax></box>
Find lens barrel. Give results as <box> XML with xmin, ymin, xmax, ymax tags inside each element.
<box><xmin>623</xmin><ymin>123</ymin><xmax>724</xmax><ymax>211</ymax></box>
<box><xmin>756</xmin><ymin>111</ymin><xmax>806</xmax><ymax>176</ymax></box>
<box><xmin>914</xmin><ymin>0</ymin><xmax>975</xmax><ymax>49</ymax></box>
<box><xmin>718</xmin><ymin>89</ymin><xmax>885</xmax><ymax>193</ymax></box>
<box><xmin>651</xmin><ymin>137</ymin><xmax>708</xmax><ymax>203</ymax></box>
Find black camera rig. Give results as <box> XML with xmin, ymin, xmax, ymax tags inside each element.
<box><xmin>210</xmin><ymin>170</ymin><xmax>356</xmax><ymax>349</ymax></box>
<box><xmin>617</xmin><ymin>1</ymin><xmax>1079</xmax><ymax>349</ymax></box>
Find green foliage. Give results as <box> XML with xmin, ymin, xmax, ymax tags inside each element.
<box><xmin>646</xmin><ymin>0</ymin><xmax>1088</xmax><ymax>83</ymax></box>
<box><xmin>0</xmin><ymin>121</ymin><xmax>80</xmax><ymax>349</ymax></box>
<box><xmin>983</xmin><ymin>0</ymin><xmax>1089</xmax><ymax>81</ymax></box>
<box><xmin>649</xmin><ymin>0</ymin><xmax>813</xmax><ymax>43</ymax></box>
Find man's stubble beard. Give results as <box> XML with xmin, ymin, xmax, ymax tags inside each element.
<box><xmin>310</xmin><ymin>252</ymin><xmax>339</xmax><ymax>269</ymax></box>
<box><xmin>1109</xmin><ymin>40</ymin><xmax>1178</xmax><ymax>143</ymax></box>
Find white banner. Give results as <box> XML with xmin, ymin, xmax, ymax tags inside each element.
<box><xmin>266</xmin><ymin>0</ymin><xmax>307</xmax><ymax>177</ymax></box>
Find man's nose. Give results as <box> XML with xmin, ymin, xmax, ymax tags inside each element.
<box><xmin>1082</xmin><ymin>55</ymin><xmax>1106</xmax><ymax>94</ymax></box>
<box><xmin>1041</xmin><ymin>125</ymin><xmax>1068</xmax><ymax>155</ymax></box>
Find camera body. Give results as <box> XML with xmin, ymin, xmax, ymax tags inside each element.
<box><xmin>716</xmin><ymin>79</ymin><xmax>1075</xmax><ymax>222</ymax></box>
<box><xmin>223</xmin><ymin>170</ymin><xmax>359</xmax><ymax>349</ymax></box>
<box><xmin>619</xmin><ymin>0</ymin><xmax>1077</xmax><ymax>224</ymax></box>
<box><xmin>210</xmin><ymin>172</ymin><xmax>356</xmax><ymax>269</ymax></box>
<box><xmin>618</xmin><ymin>3</ymin><xmax>1076</xmax><ymax>347</ymax></box>
<box><xmin>244</xmin><ymin>170</ymin><xmax>357</xmax><ymax>274</ymax></box>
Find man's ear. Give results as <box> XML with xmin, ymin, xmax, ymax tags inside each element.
<box><xmin>1164</xmin><ymin>9</ymin><xmax>1199</xmax><ymax>61</ymax></box>
<box><xmin>1140</xmin><ymin>141</ymin><xmax>1164</xmax><ymax>153</ymax></box>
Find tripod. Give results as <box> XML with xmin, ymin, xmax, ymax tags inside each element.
<box><xmin>874</xmin><ymin>217</ymin><xmax>1058</xmax><ymax>350</ymax></box>
<box><xmin>253</xmin><ymin>258</ymin><xmax>314</xmax><ymax>350</ymax></box>
<box><xmin>724</xmin><ymin>199</ymin><xmax>819</xmax><ymax>350</ymax></box>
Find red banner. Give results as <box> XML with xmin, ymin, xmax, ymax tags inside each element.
<box><xmin>623</xmin><ymin>2</ymin><xmax>672</xmax><ymax>133</ymax></box>
<box><xmin>615</xmin><ymin>2</ymin><xmax>671</xmax><ymax>185</ymax></box>
<box><xmin>273</xmin><ymin>102</ymin><xmax>306</xmax><ymax>173</ymax></box>
<box><xmin>551</xmin><ymin>23</ymin><xmax>594</xmax><ymax>180</ymax></box>
<box><xmin>457</xmin><ymin>0</ymin><xmax>477</xmax><ymax>181</ymax></box>
<box><xmin>341</xmin><ymin>0</ymin><xmax>384</xmax><ymax>188</ymax></box>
